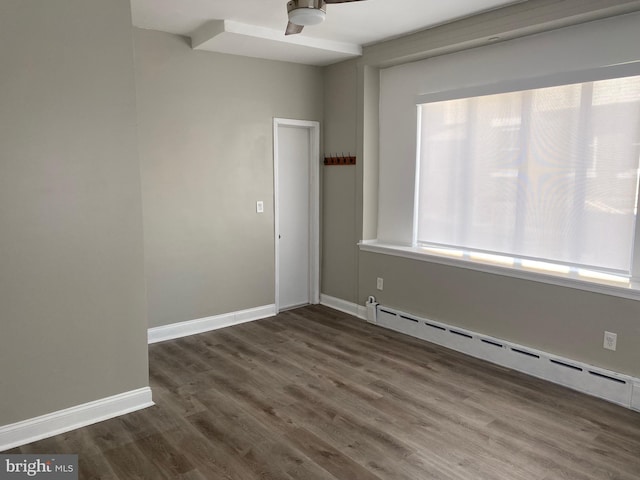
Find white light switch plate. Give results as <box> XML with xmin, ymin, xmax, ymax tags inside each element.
<box><xmin>256</xmin><ymin>201</ymin><xmax>264</xmax><ymax>213</ymax></box>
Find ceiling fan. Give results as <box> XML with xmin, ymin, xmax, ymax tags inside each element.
<box><xmin>285</xmin><ymin>0</ymin><xmax>367</xmax><ymax>35</ymax></box>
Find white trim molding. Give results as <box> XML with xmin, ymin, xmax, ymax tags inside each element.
<box><xmin>273</xmin><ymin>118</ymin><xmax>321</xmax><ymax>313</ymax></box>
<box><xmin>0</xmin><ymin>387</ymin><xmax>153</xmax><ymax>452</ymax></box>
<box><xmin>148</xmin><ymin>304</ymin><xmax>276</xmax><ymax>344</ymax></box>
<box><xmin>320</xmin><ymin>294</ymin><xmax>367</xmax><ymax>320</ymax></box>
<box><xmin>375</xmin><ymin>305</ymin><xmax>640</xmax><ymax>411</ymax></box>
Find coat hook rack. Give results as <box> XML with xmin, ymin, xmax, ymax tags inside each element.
<box><xmin>324</xmin><ymin>153</ymin><xmax>356</xmax><ymax>166</ymax></box>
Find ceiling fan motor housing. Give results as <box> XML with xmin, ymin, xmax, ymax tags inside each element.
<box><xmin>287</xmin><ymin>0</ymin><xmax>327</xmax><ymax>26</ymax></box>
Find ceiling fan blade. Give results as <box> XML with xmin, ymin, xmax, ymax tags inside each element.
<box><xmin>285</xmin><ymin>21</ymin><xmax>304</xmax><ymax>35</ymax></box>
<box><xmin>324</xmin><ymin>0</ymin><xmax>367</xmax><ymax>3</ymax></box>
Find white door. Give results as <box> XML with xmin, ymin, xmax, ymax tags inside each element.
<box><xmin>274</xmin><ymin>119</ymin><xmax>319</xmax><ymax>312</ymax></box>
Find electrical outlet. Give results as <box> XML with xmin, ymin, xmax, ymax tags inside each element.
<box><xmin>376</xmin><ymin>277</ymin><xmax>384</xmax><ymax>290</ymax></box>
<box><xmin>604</xmin><ymin>331</ymin><xmax>617</xmax><ymax>351</ymax></box>
<box><xmin>256</xmin><ymin>201</ymin><xmax>264</xmax><ymax>213</ymax></box>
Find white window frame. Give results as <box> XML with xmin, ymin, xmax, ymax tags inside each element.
<box><xmin>361</xmin><ymin>61</ymin><xmax>640</xmax><ymax>300</ymax></box>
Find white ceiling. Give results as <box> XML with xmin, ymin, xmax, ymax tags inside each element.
<box><xmin>131</xmin><ymin>0</ymin><xmax>524</xmax><ymax>66</ymax></box>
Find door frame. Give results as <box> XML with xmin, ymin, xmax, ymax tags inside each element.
<box><xmin>273</xmin><ymin>118</ymin><xmax>320</xmax><ymax>313</ymax></box>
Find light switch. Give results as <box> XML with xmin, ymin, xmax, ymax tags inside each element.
<box><xmin>256</xmin><ymin>201</ymin><xmax>264</xmax><ymax>213</ymax></box>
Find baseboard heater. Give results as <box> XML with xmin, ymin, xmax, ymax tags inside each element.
<box><xmin>374</xmin><ymin>305</ymin><xmax>640</xmax><ymax>412</ymax></box>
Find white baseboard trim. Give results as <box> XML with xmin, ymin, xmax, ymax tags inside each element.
<box><xmin>320</xmin><ymin>294</ymin><xmax>367</xmax><ymax>320</ymax></box>
<box><xmin>148</xmin><ymin>304</ymin><xmax>276</xmax><ymax>344</ymax></box>
<box><xmin>375</xmin><ymin>305</ymin><xmax>640</xmax><ymax>411</ymax></box>
<box><xmin>0</xmin><ymin>387</ymin><xmax>153</xmax><ymax>452</ymax></box>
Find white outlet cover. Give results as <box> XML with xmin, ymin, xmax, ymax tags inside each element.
<box><xmin>376</xmin><ymin>277</ymin><xmax>383</xmax><ymax>290</ymax></box>
<box><xmin>603</xmin><ymin>331</ymin><xmax>617</xmax><ymax>351</ymax></box>
<box><xmin>256</xmin><ymin>201</ymin><xmax>264</xmax><ymax>213</ymax></box>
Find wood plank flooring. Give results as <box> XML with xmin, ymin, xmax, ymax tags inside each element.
<box><xmin>8</xmin><ymin>305</ymin><xmax>640</xmax><ymax>479</ymax></box>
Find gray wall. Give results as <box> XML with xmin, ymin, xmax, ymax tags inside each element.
<box><xmin>3</xmin><ymin>0</ymin><xmax>638</xmax><ymax>431</ymax></box>
<box><xmin>134</xmin><ymin>29</ymin><xmax>323</xmax><ymax>328</ymax></box>
<box><xmin>321</xmin><ymin>60</ymin><xmax>359</xmax><ymax>303</ymax></box>
<box><xmin>360</xmin><ymin>252</ymin><xmax>640</xmax><ymax>377</ymax></box>
<box><xmin>323</xmin><ymin>0</ymin><xmax>640</xmax><ymax>377</ymax></box>
<box><xmin>0</xmin><ymin>0</ymin><xmax>148</xmax><ymax>425</ymax></box>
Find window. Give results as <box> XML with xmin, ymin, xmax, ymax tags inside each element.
<box><xmin>415</xmin><ymin>75</ymin><xmax>640</xmax><ymax>279</ymax></box>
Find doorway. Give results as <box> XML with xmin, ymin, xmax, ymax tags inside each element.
<box><xmin>273</xmin><ymin>118</ymin><xmax>320</xmax><ymax>312</ymax></box>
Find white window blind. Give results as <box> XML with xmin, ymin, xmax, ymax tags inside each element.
<box><xmin>416</xmin><ymin>75</ymin><xmax>640</xmax><ymax>275</ymax></box>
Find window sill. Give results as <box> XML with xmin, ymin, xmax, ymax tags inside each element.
<box><xmin>358</xmin><ymin>241</ymin><xmax>640</xmax><ymax>301</ymax></box>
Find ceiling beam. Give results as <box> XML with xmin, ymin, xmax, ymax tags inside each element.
<box><xmin>191</xmin><ymin>20</ymin><xmax>361</xmax><ymax>66</ymax></box>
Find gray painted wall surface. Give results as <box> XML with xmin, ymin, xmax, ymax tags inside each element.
<box><xmin>360</xmin><ymin>252</ymin><xmax>640</xmax><ymax>377</ymax></box>
<box><xmin>0</xmin><ymin>0</ymin><xmax>148</xmax><ymax>425</ymax></box>
<box><xmin>3</xmin><ymin>0</ymin><xmax>639</xmax><ymax>432</ymax></box>
<box><xmin>134</xmin><ymin>29</ymin><xmax>323</xmax><ymax>328</ymax></box>
<box><xmin>321</xmin><ymin>61</ymin><xmax>358</xmax><ymax>303</ymax></box>
<box><xmin>322</xmin><ymin>1</ymin><xmax>640</xmax><ymax>377</ymax></box>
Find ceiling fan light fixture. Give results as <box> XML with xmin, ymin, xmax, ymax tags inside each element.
<box><xmin>284</xmin><ymin>0</ymin><xmax>366</xmax><ymax>35</ymax></box>
<box><xmin>288</xmin><ymin>8</ymin><xmax>326</xmax><ymax>26</ymax></box>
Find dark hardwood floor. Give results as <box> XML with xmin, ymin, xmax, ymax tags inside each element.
<box><xmin>8</xmin><ymin>305</ymin><xmax>640</xmax><ymax>479</ymax></box>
